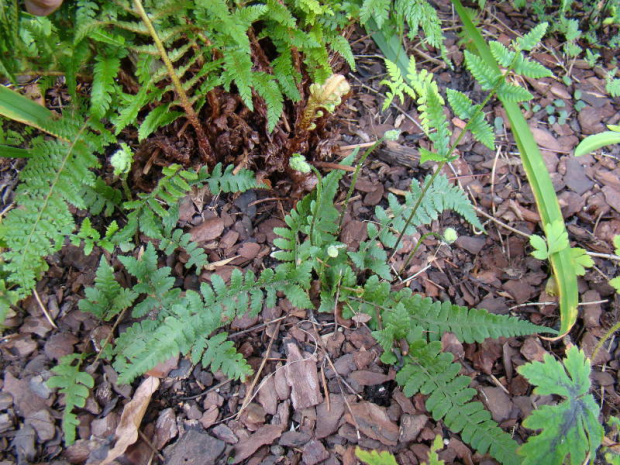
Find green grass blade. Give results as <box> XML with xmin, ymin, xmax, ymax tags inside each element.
<box><xmin>0</xmin><ymin>145</ymin><xmax>32</xmax><ymax>158</ymax></box>
<box><xmin>452</xmin><ymin>0</ymin><xmax>578</xmax><ymax>335</ymax></box>
<box><xmin>365</xmin><ymin>18</ymin><xmax>410</xmax><ymax>85</ymax></box>
<box><xmin>574</xmin><ymin>130</ymin><xmax>620</xmax><ymax>157</ymax></box>
<box><xmin>0</xmin><ymin>86</ymin><xmax>66</xmax><ymax>140</ymax></box>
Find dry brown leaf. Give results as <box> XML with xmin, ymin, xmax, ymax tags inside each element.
<box><xmin>100</xmin><ymin>376</ymin><xmax>160</xmax><ymax>465</ymax></box>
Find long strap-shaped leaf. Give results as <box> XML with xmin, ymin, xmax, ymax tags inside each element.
<box><xmin>452</xmin><ymin>0</ymin><xmax>578</xmax><ymax>335</ymax></box>
<box><xmin>0</xmin><ymin>85</ymin><xmax>68</xmax><ymax>142</ymax></box>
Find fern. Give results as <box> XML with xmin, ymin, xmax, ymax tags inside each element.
<box><xmin>464</xmin><ymin>51</ymin><xmax>501</xmax><ymax>91</ymax></box>
<box><xmin>79</xmin><ymin>256</ymin><xmax>138</xmax><ymax>320</ymax></box>
<box><xmin>46</xmin><ymin>354</ymin><xmax>95</xmax><ymax>445</ymax></box>
<box><xmin>118</xmin><ymin>243</ymin><xmax>181</xmax><ymax>318</ymax></box>
<box><xmin>372</xmin><ymin>291</ymin><xmax>553</xmax><ymax>344</ymax></box>
<box><xmin>91</xmin><ymin>52</ymin><xmax>123</xmax><ymax>119</ymax></box>
<box><xmin>384</xmin><ymin>174</ymin><xmax>481</xmax><ymax>246</ymax></box>
<box><xmin>192</xmin><ymin>332</ymin><xmax>253</xmax><ymax>381</ymax></box>
<box><xmin>360</xmin><ymin>0</ymin><xmax>391</xmax><ymax>29</ymax></box>
<box><xmin>393</xmin><ymin>341</ymin><xmax>521</xmax><ymax>465</ymax></box>
<box><xmin>446</xmin><ymin>89</ymin><xmax>495</xmax><ymax>149</ymax></box>
<box><xmin>121</xmin><ymin>164</ymin><xmax>197</xmax><ymax>240</ymax></box>
<box><xmin>113</xmin><ymin>264</ymin><xmax>312</xmax><ymax>384</ymax></box>
<box><xmin>360</xmin><ymin>0</ymin><xmax>447</xmax><ymax>57</ymax></box>
<box><xmin>158</xmin><ymin>229</ymin><xmax>209</xmax><ymax>271</ymax></box>
<box><xmin>82</xmin><ymin>177</ymin><xmax>123</xmax><ymax>216</ymax></box>
<box><xmin>200</xmin><ymin>163</ymin><xmax>264</xmax><ymax>194</ymax></box>
<box><xmin>363</xmin><ymin>286</ymin><xmax>541</xmax><ymax>464</ymax></box>
<box><xmin>0</xmin><ymin>116</ymin><xmax>99</xmax><ymax>307</ymax></box>
<box><xmin>253</xmin><ymin>72</ymin><xmax>285</xmax><ymax>133</ymax></box>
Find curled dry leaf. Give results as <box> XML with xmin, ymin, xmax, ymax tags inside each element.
<box><xmin>100</xmin><ymin>376</ymin><xmax>160</xmax><ymax>465</ymax></box>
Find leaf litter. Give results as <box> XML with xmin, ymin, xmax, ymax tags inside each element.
<box><xmin>0</xmin><ymin>3</ymin><xmax>619</xmax><ymax>464</ymax></box>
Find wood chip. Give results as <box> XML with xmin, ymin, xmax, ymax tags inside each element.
<box><xmin>190</xmin><ymin>217</ymin><xmax>225</xmax><ymax>243</ymax></box>
<box><xmin>284</xmin><ymin>341</ymin><xmax>323</xmax><ymax>410</ymax></box>
<box><xmin>232</xmin><ymin>424</ymin><xmax>283</xmax><ymax>464</ymax></box>
<box><xmin>348</xmin><ymin>370</ymin><xmax>391</xmax><ymax>386</ymax></box>
<box><xmin>345</xmin><ymin>402</ymin><xmax>399</xmax><ymax>446</ymax></box>
<box><xmin>315</xmin><ymin>396</ymin><xmax>345</xmax><ymax>439</ymax></box>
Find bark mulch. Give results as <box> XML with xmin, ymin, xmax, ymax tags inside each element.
<box><xmin>1</xmin><ymin>3</ymin><xmax>619</xmax><ymax>464</ymax></box>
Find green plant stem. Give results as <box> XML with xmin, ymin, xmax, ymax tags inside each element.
<box><xmin>453</xmin><ymin>0</ymin><xmax>579</xmax><ymax>336</ymax></box>
<box><xmin>592</xmin><ymin>321</ymin><xmax>620</xmax><ymax>363</ymax></box>
<box><xmin>387</xmin><ymin>160</ymin><xmax>446</xmax><ymax>261</ymax></box>
<box><xmin>132</xmin><ymin>0</ymin><xmax>215</xmax><ymax>167</ymax></box>
<box><xmin>337</xmin><ymin>141</ymin><xmax>383</xmax><ymax>229</ymax></box>
<box><xmin>309</xmin><ymin>165</ymin><xmax>323</xmax><ymax>247</ymax></box>
<box><xmin>399</xmin><ymin>231</ymin><xmax>443</xmax><ymax>274</ymax></box>
<box><xmin>120</xmin><ymin>177</ymin><xmax>133</xmax><ymax>201</ymax></box>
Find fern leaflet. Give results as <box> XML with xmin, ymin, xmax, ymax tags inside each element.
<box><xmin>47</xmin><ymin>354</ymin><xmax>94</xmax><ymax>445</ymax></box>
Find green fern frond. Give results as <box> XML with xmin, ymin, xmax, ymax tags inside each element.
<box><xmin>381</xmin><ymin>58</ymin><xmax>416</xmax><ymax>109</ymax></box>
<box><xmin>464</xmin><ymin>51</ymin><xmax>501</xmax><ymax>91</ymax></box>
<box><xmin>47</xmin><ymin>354</ymin><xmax>94</xmax><ymax>445</ymax></box>
<box><xmin>199</xmin><ymin>163</ymin><xmax>263</xmax><ymax>194</ymax></box>
<box><xmin>272</xmin><ymin>51</ymin><xmax>301</xmax><ymax>101</ymax></box>
<box><xmin>360</xmin><ymin>0</ymin><xmax>391</xmax><ymax>29</ymax></box>
<box><xmin>419</xmin><ymin>82</ymin><xmax>450</xmax><ymax>157</ymax></box>
<box><xmin>122</xmin><ymin>164</ymin><xmax>198</xmax><ymax>239</ymax></box>
<box><xmin>273</xmin><ymin>167</ymin><xmax>344</xmax><ymax>269</ymax></box>
<box><xmin>396</xmin><ymin>341</ymin><xmax>521</xmax><ymax>465</ymax></box>
<box><xmin>497</xmin><ymin>81</ymin><xmax>533</xmax><ymax>102</ymax></box>
<box><xmin>79</xmin><ymin>256</ymin><xmax>138</xmax><ymax>320</ymax></box>
<box><xmin>193</xmin><ymin>332</ymin><xmax>253</xmax><ymax>380</ymax></box>
<box><xmin>112</xmin><ymin>88</ymin><xmax>152</xmax><ymax>134</ymax></box>
<box><xmin>222</xmin><ymin>48</ymin><xmax>254</xmax><ymax>110</ymax></box>
<box><xmin>468</xmin><ymin>112</ymin><xmax>495</xmax><ymax>149</ymax></box>
<box><xmin>114</xmin><ymin>265</ymin><xmax>311</xmax><ymax>384</ymax></box>
<box><xmin>264</xmin><ymin>0</ymin><xmax>296</xmax><ymax>27</ymax></box>
<box><xmin>0</xmin><ymin>120</ymin><xmax>98</xmax><ymax>299</ymax></box>
<box><xmin>138</xmin><ymin>104</ymin><xmax>184</xmax><ymax>141</ymax></box>
<box><xmin>158</xmin><ymin>228</ymin><xmax>208</xmax><ymax>271</ymax></box>
<box><xmin>90</xmin><ymin>52</ymin><xmax>122</xmax><ymax>118</ymax></box>
<box><xmin>118</xmin><ymin>243</ymin><xmax>180</xmax><ymax>318</ymax></box>
<box><xmin>231</xmin><ymin>4</ymin><xmax>268</xmax><ymax>29</ymax></box>
<box><xmin>397</xmin><ymin>0</ymin><xmax>445</xmax><ymax>51</ymax></box>
<box><xmin>489</xmin><ymin>41</ymin><xmax>516</xmax><ymax>68</ymax></box>
<box><xmin>512</xmin><ymin>54</ymin><xmax>552</xmax><ymax>79</ymax></box>
<box><xmin>367</xmin><ymin>173</ymin><xmax>483</xmax><ymax>255</ymax></box>
<box><xmin>82</xmin><ymin>177</ymin><xmax>123</xmax><ymax>216</ymax></box>
<box><xmin>329</xmin><ymin>33</ymin><xmax>356</xmax><ymax>70</ymax></box>
<box><xmin>392</xmin><ymin>294</ymin><xmax>555</xmax><ymax>343</ymax></box>
<box><xmin>253</xmin><ymin>71</ymin><xmax>284</xmax><ymax>132</ymax></box>
<box><xmin>446</xmin><ymin>89</ymin><xmax>495</xmax><ymax>149</ymax></box>
<box><xmin>515</xmin><ymin>22</ymin><xmax>549</xmax><ymax>51</ymax></box>
<box><xmin>446</xmin><ymin>89</ymin><xmax>475</xmax><ymax>118</ymax></box>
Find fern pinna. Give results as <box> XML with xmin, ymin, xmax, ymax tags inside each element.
<box><xmin>46</xmin><ymin>354</ymin><xmax>95</xmax><ymax>445</ymax></box>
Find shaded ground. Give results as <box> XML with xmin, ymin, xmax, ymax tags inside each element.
<box><xmin>1</xmin><ymin>2</ymin><xmax>619</xmax><ymax>465</ymax></box>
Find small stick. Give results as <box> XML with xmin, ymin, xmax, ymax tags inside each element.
<box><xmin>138</xmin><ymin>430</ymin><xmax>165</xmax><ymax>462</ymax></box>
<box><xmin>33</xmin><ymin>288</ymin><xmax>57</xmax><ymax>329</ymax></box>
<box><xmin>176</xmin><ymin>378</ymin><xmax>233</xmax><ymax>401</ymax></box>
<box><xmin>236</xmin><ymin>319</ymin><xmax>282</xmax><ymax>418</ymax></box>
<box><xmin>488</xmin><ymin>373</ymin><xmax>510</xmax><ymax>395</ymax></box>
<box><xmin>228</xmin><ymin>315</ymin><xmax>288</xmax><ymax>339</ymax></box>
